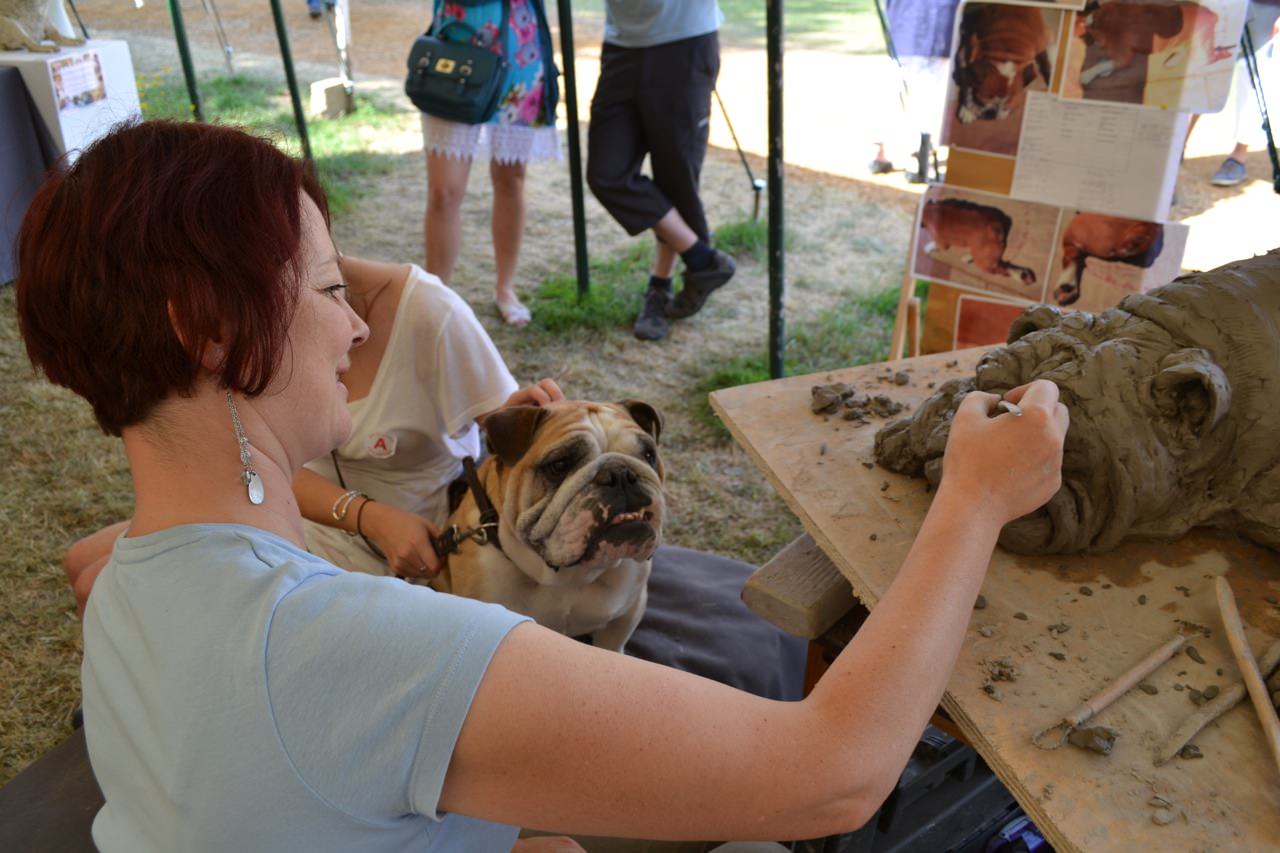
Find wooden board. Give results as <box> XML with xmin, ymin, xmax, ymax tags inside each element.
<box><xmin>711</xmin><ymin>350</ymin><xmax>1280</xmax><ymax>853</ymax></box>
<box><xmin>742</xmin><ymin>533</ymin><xmax>854</xmax><ymax>640</ymax></box>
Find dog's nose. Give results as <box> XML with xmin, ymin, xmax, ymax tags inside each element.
<box><xmin>595</xmin><ymin>466</ymin><xmax>639</xmax><ymax>489</ymax></box>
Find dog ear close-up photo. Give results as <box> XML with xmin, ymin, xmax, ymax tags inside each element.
<box><xmin>433</xmin><ymin>399</ymin><xmax>667</xmax><ymax>652</ymax></box>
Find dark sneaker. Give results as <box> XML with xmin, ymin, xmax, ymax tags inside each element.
<box><xmin>633</xmin><ymin>287</ymin><xmax>672</xmax><ymax>341</ymax></box>
<box><xmin>1210</xmin><ymin>157</ymin><xmax>1246</xmax><ymax>187</ymax></box>
<box><xmin>667</xmin><ymin>250</ymin><xmax>736</xmax><ymax>319</ymax></box>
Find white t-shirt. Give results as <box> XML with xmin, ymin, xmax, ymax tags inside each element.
<box><xmin>304</xmin><ymin>266</ymin><xmax>518</xmax><ymax>573</ymax></box>
<box><xmin>82</xmin><ymin>523</ymin><xmax>528</xmax><ymax>852</ymax></box>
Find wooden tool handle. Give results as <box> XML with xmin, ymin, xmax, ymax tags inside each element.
<box><xmin>1065</xmin><ymin>633</ymin><xmax>1187</xmax><ymax>728</ymax></box>
<box><xmin>1215</xmin><ymin>576</ymin><xmax>1280</xmax><ymax>778</ymax></box>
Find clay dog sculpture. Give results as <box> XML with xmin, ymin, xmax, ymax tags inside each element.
<box><xmin>1076</xmin><ymin>0</ymin><xmax>1234</xmax><ymax>88</ymax></box>
<box><xmin>953</xmin><ymin>3</ymin><xmax>1053</xmax><ymax>124</ymax></box>
<box><xmin>1054</xmin><ymin>213</ymin><xmax>1165</xmax><ymax>307</ymax></box>
<box><xmin>875</xmin><ymin>250</ymin><xmax>1280</xmax><ymax>556</ymax></box>
<box><xmin>434</xmin><ymin>399</ymin><xmax>664</xmax><ymax>652</ymax></box>
<box><xmin>0</xmin><ymin>0</ymin><xmax>82</xmax><ymax>52</ymax></box>
<box><xmin>921</xmin><ymin>198</ymin><xmax>1037</xmax><ymax>286</ymax></box>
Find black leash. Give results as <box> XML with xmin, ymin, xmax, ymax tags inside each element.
<box><xmin>329</xmin><ymin>452</ymin><xmax>502</xmax><ymax>560</ymax></box>
<box><xmin>432</xmin><ymin>456</ymin><xmax>503</xmax><ymax>557</ymax></box>
<box><xmin>1241</xmin><ymin>25</ymin><xmax>1280</xmax><ymax>194</ymax></box>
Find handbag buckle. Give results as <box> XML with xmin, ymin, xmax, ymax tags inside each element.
<box><xmin>435</xmin><ymin>57</ymin><xmax>457</xmax><ymax>74</ymax></box>
<box><xmin>459</xmin><ymin>61</ymin><xmax>473</xmax><ymax>77</ymax></box>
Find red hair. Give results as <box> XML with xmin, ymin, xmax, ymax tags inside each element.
<box><xmin>15</xmin><ymin>120</ymin><xmax>330</xmax><ymax>435</ymax></box>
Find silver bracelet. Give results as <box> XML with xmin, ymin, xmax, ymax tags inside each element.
<box><xmin>330</xmin><ymin>489</ymin><xmax>363</xmax><ymax>524</ymax></box>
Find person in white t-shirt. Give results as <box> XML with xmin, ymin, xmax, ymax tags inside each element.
<box><xmin>292</xmin><ymin>256</ymin><xmax>560</xmax><ymax>578</ymax></box>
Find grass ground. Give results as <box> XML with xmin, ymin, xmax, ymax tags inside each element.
<box><xmin>1</xmin><ymin>48</ymin><xmax>915</xmax><ymax>785</ymax></box>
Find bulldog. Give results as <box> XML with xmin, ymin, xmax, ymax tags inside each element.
<box><xmin>953</xmin><ymin>3</ymin><xmax>1053</xmax><ymax>124</ymax></box>
<box><xmin>1076</xmin><ymin>0</ymin><xmax>1234</xmax><ymax>88</ymax></box>
<box><xmin>875</xmin><ymin>250</ymin><xmax>1280</xmax><ymax>557</ymax></box>
<box><xmin>433</xmin><ymin>399</ymin><xmax>665</xmax><ymax>652</ymax></box>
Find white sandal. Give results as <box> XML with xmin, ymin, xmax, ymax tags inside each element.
<box><xmin>496</xmin><ymin>297</ymin><xmax>532</xmax><ymax>328</ymax></box>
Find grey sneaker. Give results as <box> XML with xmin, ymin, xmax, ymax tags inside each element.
<box><xmin>667</xmin><ymin>250</ymin><xmax>736</xmax><ymax>319</ymax></box>
<box><xmin>633</xmin><ymin>287</ymin><xmax>672</xmax><ymax>341</ymax></box>
<box><xmin>1211</xmin><ymin>157</ymin><xmax>1247</xmax><ymax>187</ymax></box>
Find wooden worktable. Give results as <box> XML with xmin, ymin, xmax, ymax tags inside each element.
<box><xmin>710</xmin><ymin>350</ymin><xmax>1280</xmax><ymax>852</ymax></box>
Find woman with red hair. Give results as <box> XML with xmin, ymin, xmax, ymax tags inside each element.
<box><xmin>17</xmin><ymin>119</ymin><xmax>1067</xmax><ymax>851</ymax></box>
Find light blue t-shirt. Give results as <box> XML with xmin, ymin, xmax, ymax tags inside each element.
<box><xmin>81</xmin><ymin>523</ymin><xmax>528</xmax><ymax>852</ymax></box>
<box><xmin>603</xmin><ymin>0</ymin><xmax>723</xmax><ymax>48</ymax></box>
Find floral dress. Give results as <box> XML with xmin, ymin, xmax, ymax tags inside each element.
<box><xmin>421</xmin><ymin>0</ymin><xmax>561</xmax><ymax>164</ymax></box>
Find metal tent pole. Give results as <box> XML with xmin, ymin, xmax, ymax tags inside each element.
<box><xmin>767</xmin><ymin>0</ymin><xmax>785</xmax><ymax>378</ymax></box>
<box><xmin>555</xmin><ymin>0</ymin><xmax>590</xmax><ymax>296</ymax></box>
<box><xmin>167</xmin><ymin>0</ymin><xmax>204</xmax><ymax>121</ymax></box>
<box><xmin>268</xmin><ymin>0</ymin><xmax>314</xmax><ymax>162</ymax></box>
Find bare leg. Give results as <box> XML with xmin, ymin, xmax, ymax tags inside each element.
<box><xmin>65</xmin><ymin>520</ymin><xmax>130</xmax><ymax>586</ymax></box>
<box><xmin>1181</xmin><ymin>113</ymin><xmax>1201</xmax><ymax>160</ymax></box>
<box><xmin>651</xmin><ymin>207</ymin><xmax>698</xmax><ymax>257</ymax></box>
<box><xmin>65</xmin><ymin>520</ymin><xmax>130</xmax><ymax>620</ymax></box>
<box><xmin>74</xmin><ymin>556</ymin><xmax>110</xmax><ymax>620</ymax></box>
<box><xmin>424</xmin><ymin>152</ymin><xmax>474</xmax><ymax>283</ymax></box>
<box><xmin>490</xmin><ymin>159</ymin><xmax>531</xmax><ymax>326</ymax></box>
<box><xmin>652</xmin><ymin>235</ymin><xmax>678</xmax><ymax>279</ymax></box>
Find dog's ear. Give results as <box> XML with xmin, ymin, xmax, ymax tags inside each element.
<box><xmin>483</xmin><ymin>405</ymin><xmax>550</xmax><ymax>467</ymax></box>
<box><xmin>1150</xmin><ymin>348</ymin><xmax>1232</xmax><ymax>451</ymax></box>
<box><xmin>1033</xmin><ymin>50</ymin><xmax>1052</xmax><ymax>86</ymax></box>
<box><xmin>619</xmin><ymin>399</ymin><xmax>663</xmax><ymax>443</ymax></box>
<box><xmin>965</xmin><ymin>31</ymin><xmax>982</xmax><ymax>65</ymax></box>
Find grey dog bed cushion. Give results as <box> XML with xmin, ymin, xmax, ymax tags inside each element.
<box><xmin>625</xmin><ymin>546</ymin><xmax>806</xmax><ymax>701</ymax></box>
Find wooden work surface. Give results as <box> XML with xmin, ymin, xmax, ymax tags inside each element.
<box><xmin>710</xmin><ymin>350</ymin><xmax>1280</xmax><ymax>852</ymax></box>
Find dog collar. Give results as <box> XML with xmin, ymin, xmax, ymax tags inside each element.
<box><xmin>434</xmin><ymin>456</ymin><xmax>502</xmax><ymax>557</ymax></box>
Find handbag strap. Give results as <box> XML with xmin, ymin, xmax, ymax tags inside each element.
<box><xmin>429</xmin><ymin>0</ymin><xmax>511</xmax><ymax>60</ymax></box>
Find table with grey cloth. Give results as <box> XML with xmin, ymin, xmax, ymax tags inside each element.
<box><xmin>0</xmin><ymin>66</ymin><xmax>56</xmax><ymax>284</ymax></box>
<box><xmin>628</xmin><ymin>545</ymin><xmax>807</xmax><ymax>701</ymax></box>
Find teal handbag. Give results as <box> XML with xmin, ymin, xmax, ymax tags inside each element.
<box><xmin>404</xmin><ymin>0</ymin><xmax>510</xmax><ymax>125</ymax></box>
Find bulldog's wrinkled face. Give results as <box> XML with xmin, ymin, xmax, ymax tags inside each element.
<box><xmin>484</xmin><ymin>400</ymin><xmax>666</xmax><ymax>576</ymax></box>
<box><xmin>875</xmin><ymin>304</ymin><xmax>1239</xmax><ymax>554</ymax></box>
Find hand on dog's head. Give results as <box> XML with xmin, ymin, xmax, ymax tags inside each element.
<box><xmin>484</xmin><ymin>399</ymin><xmax>663</xmax><ymax>466</ymax></box>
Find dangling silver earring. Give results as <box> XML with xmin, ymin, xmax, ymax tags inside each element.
<box><xmin>226</xmin><ymin>390</ymin><xmax>265</xmax><ymax>505</ymax></box>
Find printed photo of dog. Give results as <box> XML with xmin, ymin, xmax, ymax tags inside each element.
<box><xmin>1061</xmin><ymin>0</ymin><xmax>1244</xmax><ymax>112</ymax></box>
<box><xmin>913</xmin><ymin>185</ymin><xmax>1058</xmax><ymax>302</ymax></box>
<box><xmin>433</xmin><ymin>399</ymin><xmax>665</xmax><ymax>652</ymax></box>
<box><xmin>942</xmin><ymin>2</ymin><xmax>1066</xmax><ymax>157</ymax></box>
<box><xmin>1047</xmin><ymin>210</ymin><xmax>1188</xmax><ymax>312</ymax></box>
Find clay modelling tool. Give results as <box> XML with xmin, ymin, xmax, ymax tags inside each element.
<box><xmin>1155</xmin><ymin>638</ymin><xmax>1280</xmax><ymax>765</ymax></box>
<box><xmin>1033</xmin><ymin>633</ymin><xmax>1188</xmax><ymax>749</ymax></box>
<box><xmin>996</xmin><ymin>400</ymin><xmax>1022</xmax><ymax>417</ymax></box>
<box><xmin>1214</xmin><ymin>577</ymin><xmax>1280</xmax><ymax>777</ymax></box>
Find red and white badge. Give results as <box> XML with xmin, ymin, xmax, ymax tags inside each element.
<box><xmin>365</xmin><ymin>433</ymin><xmax>397</xmax><ymax>458</ymax></box>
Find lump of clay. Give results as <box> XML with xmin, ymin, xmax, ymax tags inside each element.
<box><xmin>1067</xmin><ymin>725</ymin><xmax>1119</xmax><ymax>755</ymax></box>
<box><xmin>875</xmin><ymin>250</ymin><xmax>1280</xmax><ymax>555</ymax></box>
